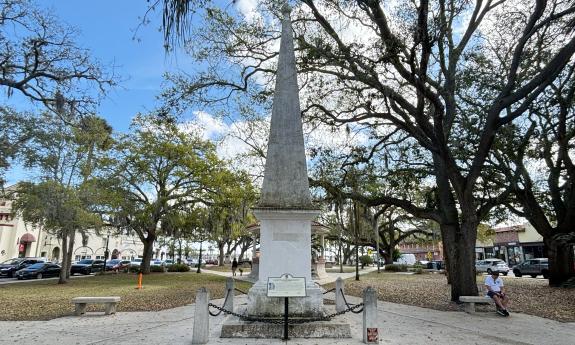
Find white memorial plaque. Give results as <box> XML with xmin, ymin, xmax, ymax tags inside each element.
<box><xmin>267</xmin><ymin>274</ymin><xmax>306</xmax><ymax>297</ymax></box>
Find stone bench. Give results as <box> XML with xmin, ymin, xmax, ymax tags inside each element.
<box><xmin>459</xmin><ymin>296</ymin><xmax>493</xmax><ymax>314</ymax></box>
<box><xmin>72</xmin><ymin>296</ymin><xmax>121</xmax><ymax>316</ymax></box>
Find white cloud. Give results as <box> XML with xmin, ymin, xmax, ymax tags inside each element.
<box><xmin>179</xmin><ymin>111</ymin><xmax>227</xmax><ymax>141</ymax></box>
<box><xmin>235</xmin><ymin>0</ymin><xmax>261</xmax><ymax>23</ymax></box>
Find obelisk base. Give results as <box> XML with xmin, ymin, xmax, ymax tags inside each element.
<box><xmin>246</xmin><ymin>281</ymin><xmax>323</xmax><ymax>317</ymax></box>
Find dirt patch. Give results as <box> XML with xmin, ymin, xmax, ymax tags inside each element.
<box><xmin>322</xmin><ymin>272</ymin><xmax>575</xmax><ymax>322</ymax></box>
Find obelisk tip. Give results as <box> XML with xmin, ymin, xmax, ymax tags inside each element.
<box><xmin>281</xmin><ymin>3</ymin><xmax>292</xmax><ymax>18</ymax></box>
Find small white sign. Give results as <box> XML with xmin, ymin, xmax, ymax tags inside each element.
<box><xmin>267</xmin><ymin>274</ymin><xmax>306</xmax><ymax>297</ymax></box>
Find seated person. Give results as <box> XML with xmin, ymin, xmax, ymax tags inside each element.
<box><xmin>484</xmin><ymin>271</ymin><xmax>510</xmax><ymax>316</ymax></box>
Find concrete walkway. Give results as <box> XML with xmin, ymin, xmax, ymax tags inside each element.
<box><xmin>1</xmin><ymin>268</ymin><xmax>573</xmax><ymax>345</ymax></box>
<box><xmin>201</xmin><ymin>265</ymin><xmax>379</xmax><ymax>284</ymax></box>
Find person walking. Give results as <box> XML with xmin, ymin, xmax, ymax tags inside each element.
<box><xmin>231</xmin><ymin>258</ymin><xmax>238</xmax><ymax>277</ymax></box>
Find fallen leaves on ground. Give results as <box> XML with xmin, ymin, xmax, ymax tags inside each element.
<box><xmin>323</xmin><ymin>272</ymin><xmax>575</xmax><ymax>322</ymax></box>
<box><xmin>0</xmin><ymin>272</ymin><xmax>252</xmax><ymax>321</ymax></box>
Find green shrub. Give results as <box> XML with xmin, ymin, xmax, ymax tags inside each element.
<box><xmin>129</xmin><ymin>266</ymin><xmax>141</xmax><ymax>273</ymax></box>
<box><xmin>150</xmin><ymin>265</ymin><xmax>166</xmax><ymax>273</ymax></box>
<box><xmin>413</xmin><ymin>267</ymin><xmax>424</xmax><ymax>274</ymax></box>
<box><xmin>384</xmin><ymin>264</ymin><xmax>408</xmax><ymax>272</ymax></box>
<box><xmin>413</xmin><ymin>263</ymin><xmax>424</xmax><ymax>270</ymax></box>
<box><xmin>359</xmin><ymin>255</ymin><xmax>374</xmax><ymax>266</ymax></box>
<box><xmin>167</xmin><ymin>264</ymin><xmax>190</xmax><ymax>272</ymax></box>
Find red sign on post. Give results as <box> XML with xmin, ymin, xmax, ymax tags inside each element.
<box><xmin>367</xmin><ymin>328</ymin><xmax>378</xmax><ymax>343</ymax></box>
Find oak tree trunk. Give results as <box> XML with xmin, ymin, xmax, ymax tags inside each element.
<box><xmin>140</xmin><ymin>234</ymin><xmax>156</xmax><ymax>274</ymax></box>
<box><xmin>545</xmin><ymin>238</ymin><xmax>575</xmax><ymax>286</ymax></box>
<box><xmin>65</xmin><ymin>229</ymin><xmax>75</xmax><ymax>279</ymax></box>
<box><xmin>58</xmin><ymin>230</ymin><xmax>69</xmax><ymax>284</ymax></box>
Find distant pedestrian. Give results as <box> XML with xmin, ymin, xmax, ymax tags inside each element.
<box><xmin>232</xmin><ymin>258</ymin><xmax>238</xmax><ymax>276</ymax></box>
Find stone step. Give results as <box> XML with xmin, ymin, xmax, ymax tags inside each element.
<box><xmin>220</xmin><ymin>314</ymin><xmax>352</xmax><ymax>339</ymax></box>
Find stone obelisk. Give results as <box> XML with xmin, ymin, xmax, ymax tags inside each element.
<box><xmin>246</xmin><ymin>4</ymin><xmax>323</xmax><ymax>317</ymax></box>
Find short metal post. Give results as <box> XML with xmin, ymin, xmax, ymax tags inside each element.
<box><xmin>192</xmin><ymin>287</ymin><xmax>209</xmax><ymax>344</ymax></box>
<box><xmin>225</xmin><ymin>277</ymin><xmax>234</xmax><ymax>312</ymax></box>
<box><xmin>283</xmin><ymin>297</ymin><xmax>289</xmax><ymax>340</ymax></box>
<box><xmin>363</xmin><ymin>286</ymin><xmax>378</xmax><ymax>344</ymax></box>
<box><xmin>335</xmin><ymin>277</ymin><xmax>345</xmax><ymax>312</ymax></box>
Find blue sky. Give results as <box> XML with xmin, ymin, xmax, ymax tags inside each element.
<box><xmin>41</xmin><ymin>0</ymin><xmax>194</xmax><ymax>133</ymax></box>
<box><xmin>4</xmin><ymin>0</ymin><xmax>200</xmax><ymax>184</ymax></box>
<box><xmin>4</xmin><ymin>0</ymin><xmax>270</xmax><ymax>185</ymax></box>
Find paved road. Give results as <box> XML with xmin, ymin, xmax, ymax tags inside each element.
<box><xmin>0</xmin><ymin>274</ymin><xmax>95</xmax><ymax>285</ymax></box>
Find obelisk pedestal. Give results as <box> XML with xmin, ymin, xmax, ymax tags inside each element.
<box><xmin>246</xmin><ymin>208</ymin><xmax>323</xmax><ymax>316</ymax></box>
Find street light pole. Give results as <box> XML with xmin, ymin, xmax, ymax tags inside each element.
<box><xmin>196</xmin><ymin>240</ymin><xmax>202</xmax><ymax>274</ymax></box>
<box><xmin>103</xmin><ymin>233</ymin><xmax>110</xmax><ymax>274</ymax></box>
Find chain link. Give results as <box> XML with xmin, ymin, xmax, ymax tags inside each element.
<box><xmin>208</xmin><ymin>288</ymin><xmax>232</xmax><ymax>317</ymax></box>
<box><xmin>339</xmin><ymin>289</ymin><xmax>364</xmax><ymax>314</ymax></box>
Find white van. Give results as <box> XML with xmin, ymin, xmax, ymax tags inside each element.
<box><xmin>395</xmin><ymin>253</ymin><xmax>416</xmax><ymax>266</ymax></box>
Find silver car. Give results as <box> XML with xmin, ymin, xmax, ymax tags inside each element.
<box><xmin>512</xmin><ymin>258</ymin><xmax>549</xmax><ymax>278</ymax></box>
<box><xmin>475</xmin><ymin>258</ymin><xmax>509</xmax><ymax>275</ymax></box>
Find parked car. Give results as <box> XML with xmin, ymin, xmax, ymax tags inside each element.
<box><xmin>70</xmin><ymin>259</ymin><xmax>104</xmax><ymax>275</ymax></box>
<box><xmin>150</xmin><ymin>259</ymin><xmax>165</xmax><ymax>266</ymax></box>
<box><xmin>105</xmin><ymin>259</ymin><xmax>130</xmax><ymax>271</ymax></box>
<box><xmin>513</xmin><ymin>258</ymin><xmax>549</xmax><ymax>278</ymax></box>
<box><xmin>15</xmin><ymin>263</ymin><xmax>61</xmax><ymax>280</ymax></box>
<box><xmin>475</xmin><ymin>258</ymin><xmax>509</xmax><ymax>275</ymax></box>
<box><xmin>0</xmin><ymin>257</ymin><xmax>46</xmax><ymax>278</ymax></box>
<box><xmin>164</xmin><ymin>259</ymin><xmax>174</xmax><ymax>265</ymax></box>
<box><xmin>204</xmin><ymin>259</ymin><xmax>218</xmax><ymax>265</ymax></box>
<box><xmin>130</xmin><ymin>258</ymin><xmax>143</xmax><ymax>267</ymax></box>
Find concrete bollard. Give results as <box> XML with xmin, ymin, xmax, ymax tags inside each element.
<box><xmin>335</xmin><ymin>277</ymin><xmax>345</xmax><ymax>312</ymax></box>
<box><xmin>192</xmin><ymin>287</ymin><xmax>209</xmax><ymax>344</ymax></box>
<box><xmin>224</xmin><ymin>277</ymin><xmax>234</xmax><ymax>312</ymax></box>
<box><xmin>362</xmin><ymin>286</ymin><xmax>378</xmax><ymax>344</ymax></box>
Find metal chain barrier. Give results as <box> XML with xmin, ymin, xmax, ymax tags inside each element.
<box><xmin>286</xmin><ymin>302</ymin><xmax>364</xmax><ymax>323</ymax></box>
<box><xmin>208</xmin><ymin>288</ymin><xmax>232</xmax><ymax>317</ymax></box>
<box><xmin>207</xmin><ymin>303</ymin><xmax>284</xmax><ymax>324</ymax></box>
<box><xmin>339</xmin><ymin>289</ymin><xmax>364</xmax><ymax>314</ymax></box>
<box><xmin>207</xmin><ymin>300</ymin><xmax>364</xmax><ymax>324</ymax></box>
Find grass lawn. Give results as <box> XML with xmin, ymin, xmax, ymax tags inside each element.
<box><xmin>323</xmin><ymin>272</ymin><xmax>575</xmax><ymax>322</ymax></box>
<box><xmin>0</xmin><ymin>272</ymin><xmax>252</xmax><ymax>321</ymax></box>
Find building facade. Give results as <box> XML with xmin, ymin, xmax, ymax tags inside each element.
<box><xmin>0</xmin><ymin>193</ymin><xmax>145</xmax><ymax>263</ymax></box>
<box><xmin>475</xmin><ymin>223</ymin><xmax>545</xmax><ymax>266</ymax></box>
<box><xmin>397</xmin><ymin>223</ymin><xmax>546</xmax><ymax>266</ymax></box>
<box><xmin>397</xmin><ymin>240</ymin><xmax>444</xmax><ymax>262</ymax></box>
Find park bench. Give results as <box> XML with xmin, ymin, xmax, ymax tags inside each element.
<box><xmin>459</xmin><ymin>296</ymin><xmax>493</xmax><ymax>314</ymax></box>
<box><xmin>72</xmin><ymin>296</ymin><xmax>121</xmax><ymax>316</ymax></box>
